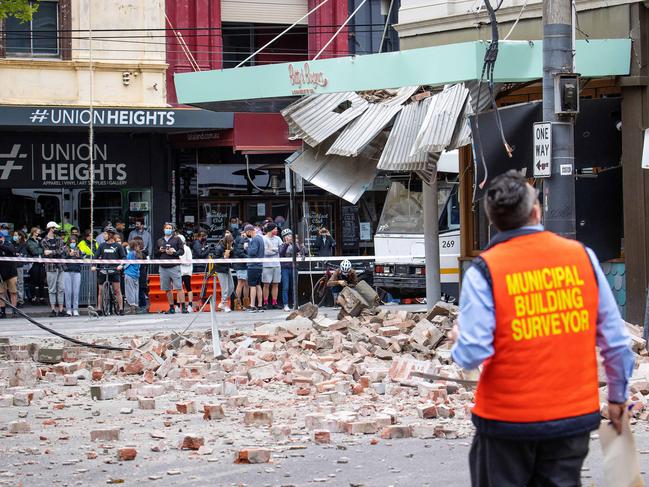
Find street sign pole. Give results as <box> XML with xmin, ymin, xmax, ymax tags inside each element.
<box><xmin>542</xmin><ymin>0</ymin><xmax>576</xmax><ymax>239</ymax></box>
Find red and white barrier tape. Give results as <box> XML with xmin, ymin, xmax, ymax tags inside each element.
<box><xmin>0</xmin><ymin>255</ymin><xmax>418</xmax><ymax>265</ymax></box>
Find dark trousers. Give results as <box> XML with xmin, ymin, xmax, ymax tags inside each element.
<box><xmin>138</xmin><ymin>264</ymin><xmax>149</xmax><ymax>308</ymax></box>
<box><xmin>469</xmin><ymin>432</ymin><xmax>590</xmax><ymax>487</ymax></box>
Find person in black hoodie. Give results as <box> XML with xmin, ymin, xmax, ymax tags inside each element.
<box><xmin>0</xmin><ymin>229</ymin><xmax>18</xmax><ymax>318</ymax></box>
<box><xmin>232</xmin><ymin>229</ymin><xmax>249</xmax><ymax>310</ymax></box>
<box><xmin>131</xmin><ymin>235</ymin><xmax>149</xmax><ymax>312</ymax></box>
<box><xmin>154</xmin><ymin>223</ymin><xmax>185</xmax><ymax>314</ymax></box>
<box><xmin>12</xmin><ymin>230</ymin><xmax>27</xmax><ymax>307</ymax></box>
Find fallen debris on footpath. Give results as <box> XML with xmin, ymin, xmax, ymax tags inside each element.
<box><xmin>1</xmin><ymin>300</ymin><xmax>648</xmax><ymax>481</ymax></box>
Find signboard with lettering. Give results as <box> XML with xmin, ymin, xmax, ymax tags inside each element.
<box><xmin>0</xmin><ymin>106</ymin><xmax>233</xmax><ymax>130</ymax></box>
<box><xmin>303</xmin><ymin>203</ymin><xmax>333</xmax><ymax>249</ymax></box>
<box><xmin>0</xmin><ymin>134</ymin><xmax>151</xmax><ymax>188</ymax></box>
<box><xmin>341</xmin><ymin>205</ymin><xmax>359</xmax><ymax>252</ymax></box>
<box><xmin>533</xmin><ymin>122</ymin><xmax>552</xmax><ymax>178</ymax></box>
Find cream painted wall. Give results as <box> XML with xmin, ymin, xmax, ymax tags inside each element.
<box><xmin>1</xmin><ymin>0</ymin><xmax>167</xmax><ymax>107</ymax></box>
<box><xmin>397</xmin><ymin>0</ymin><xmax>637</xmax><ymax>42</ymax></box>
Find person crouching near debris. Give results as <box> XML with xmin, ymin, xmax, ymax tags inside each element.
<box><xmin>123</xmin><ymin>240</ymin><xmax>142</xmax><ymax>314</ymax></box>
<box><xmin>450</xmin><ymin>169</ymin><xmax>634</xmax><ymax>486</ymax></box>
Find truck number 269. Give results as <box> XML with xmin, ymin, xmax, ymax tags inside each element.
<box><xmin>441</xmin><ymin>240</ymin><xmax>455</xmax><ymax>248</ymax></box>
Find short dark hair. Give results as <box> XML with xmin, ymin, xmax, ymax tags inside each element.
<box><xmin>485</xmin><ymin>170</ymin><xmax>537</xmax><ymax>231</ymax></box>
<box><xmin>264</xmin><ymin>222</ymin><xmax>277</xmax><ymax>234</ymax></box>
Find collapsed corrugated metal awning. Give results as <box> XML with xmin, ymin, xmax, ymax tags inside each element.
<box><xmin>412</xmin><ymin>83</ymin><xmax>470</xmax><ymax>155</ymax></box>
<box><xmin>288</xmin><ymin>133</ymin><xmax>386</xmax><ymax>204</ymax></box>
<box><xmin>281</xmin><ymin>92</ymin><xmax>369</xmax><ymax>148</ymax></box>
<box><xmin>326</xmin><ymin>86</ymin><xmax>419</xmax><ymax>157</ymax></box>
<box><xmin>377</xmin><ymin>98</ymin><xmax>433</xmax><ymax>171</ymax></box>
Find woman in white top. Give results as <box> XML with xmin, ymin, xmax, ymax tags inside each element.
<box><xmin>178</xmin><ymin>235</ymin><xmax>194</xmax><ymax>312</ymax></box>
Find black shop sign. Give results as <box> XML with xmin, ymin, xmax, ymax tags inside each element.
<box><xmin>0</xmin><ymin>134</ymin><xmax>151</xmax><ymax>188</ymax></box>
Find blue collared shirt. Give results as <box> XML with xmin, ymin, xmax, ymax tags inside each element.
<box><xmin>451</xmin><ymin>225</ymin><xmax>635</xmax><ymax>403</ymax></box>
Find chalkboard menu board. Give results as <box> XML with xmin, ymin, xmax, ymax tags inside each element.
<box><xmin>302</xmin><ymin>203</ymin><xmax>334</xmax><ymax>251</ymax></box>
<box><xmin>341</xmin><ymin>205</ymin><xmax>360</xmax><ymax>252</ymax></box>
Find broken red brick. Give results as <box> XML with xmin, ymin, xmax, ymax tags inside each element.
<box><xmin>179</xmin><ymin>435</ymin><xmax>205</xmax><ymax>450</ymax></box>
<box><xmin>86</xmin><ymin>451</ymin><xmax>97</xmax><ymax>460</ymax></box>
<box><xmin>203</xmin><ymin>404</ymin><xmax>225</xmax><ymax>420</ymax></box>
<box><xmin>313</xmin><ymin>430</ymin><xmax>331</xmax><ymax>444</ymax></box>
<box><xmin>117</xmin><ymin>447</ymin><xmax>137</xmax><ymax>461</ymax></box>
<box><xmin>138</xmin><ymin>398</ymin><xmax>155</xmax><ymax>410</ymax></box>
<box><xmin>176</xmin><ymin>401</ymin><xmax>197</xmax><ymax>414</ymax></box>
<box><xmin>234</xmin><ymin>448</ymin><xmax>271</xmax><ymax>464</ymax></box>
<box><xmin>244</xmin><ymin>409</ymin><xmax>273</xmax><ymax>426</ymax></box>
<box><xmin>379</xmin><ymin>425</ymin><xmax>412</xmax><ymax>439</ymax></box>
<box><xmin>90</xmin><ymin>429</ymin><xmax>120</xmax><ymax>442</ymax></box>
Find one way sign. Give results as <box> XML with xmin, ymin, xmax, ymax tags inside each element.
<box><xmin>533</xmin><ymin>122</ymin><xmax>552</xmax><ymax>178</ymax></box>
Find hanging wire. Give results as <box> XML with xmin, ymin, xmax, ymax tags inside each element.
<box><xmin>314</xmin><ymin>0</ymin><xmax>367</xmax><ymax>60</ymax></box>
<box><xmin>0</xmin><ymin>297</ymin><xmax>127</xmax><ymax>351</ymax></box>
<box><xmin>88</xmin><ymin>0</ymin><xmax>95</xmax><ymax>264</ymax></box>
<box><xmin>235</xmin><ymin>0</ymin><xmax>330</xmax><ymax>68</ymax></box>
<box><xmin>165</xmin><ymin>12</ymin><xmax>200</xmax><ymax>71</ymax></box>
<box><xmin>474</xmin><ymin>0</ymin><xmax>513</xmax><ymax>191</ymax></box>
<box><xmin>503</xmin><ymin>0</ymin><xmax>529</xmax><ymax>40</ymax></box>
<box><xmin>379</xmin><ymin>0</ymin><xmax>396</xmax><ymax>53</ymax></box>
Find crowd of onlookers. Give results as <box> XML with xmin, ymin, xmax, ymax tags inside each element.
<box><xmin>0</xmin><ymin>216</ymin><xmax>342</xmax><ymax>317</ymax></box>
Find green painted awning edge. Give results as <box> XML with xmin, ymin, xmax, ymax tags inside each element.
<box><xmin>175</xmin><ymin>39</ymin><xmax>631</xmax><ymax>105</ymax></box>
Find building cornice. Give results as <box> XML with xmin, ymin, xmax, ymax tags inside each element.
<box><xmin>0</xmin><ymin>58</ymin><xmax>168</xmax><ymax>72</ymax></box>
<box><xmin>396</xmin><ymin>0</ymin><xmax>638</xmax><ymax>38</ymax></box>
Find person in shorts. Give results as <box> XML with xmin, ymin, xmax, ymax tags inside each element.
<box><xmin>92</xmin><ymin>226</ymin><xmax>126</xmax><ymax>315</ymax></box>
<box><xmin>154</xmin><ymin>223</ymin><xmax>185</xmax><ymax>314</ymax></box>
<box><xmin>261</xmin><ymin>222</ymin><xmax>282</xmax><ymax>309</ymax></box>
<box><xmin>245</xmin><ymin>224</ymin><xmax>264</xmax><ymax>312</ymax></box>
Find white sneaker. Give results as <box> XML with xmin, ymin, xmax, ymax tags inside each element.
<box><xmin>175</xmin><ymin>305</ymin><xmax>181</xmax><ymax>313</ymax></box>
<box><xmin>73</xmin><ymin>310</ymin><xmax>79</xmax><ymax>316</ymax></box>
<box><xmin>187</xmin><ymin>306</ymin><xmax>193</xmax><ymax>313</ymax></box>
<box><xmin>224</xmin><ymin>306</ymin><xmax>231</xmax><ymax>313</ymax></box>
<box><xmin>283</xmin><ymin>305</ymin><xmax>290</xmax><ymax>312</ymax></box>
<box><xmin>217</xmin><ymin>302</ymin><xmax>224</xmax><ymax>310</ymax></box>
<box><xmin>66</xmin><ymin>310</ymin><xmax>72</xmax><ymax>316</ymax></box>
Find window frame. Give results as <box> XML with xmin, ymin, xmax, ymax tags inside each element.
<box><xmin>0</xmin><ymin>0</ymin><xmax>70</xmax><ymax>60</ymax></box>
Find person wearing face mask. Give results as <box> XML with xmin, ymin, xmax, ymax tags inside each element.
<box><xmin>63</xmin><ymin>235</ymin><xmax>84</xmax><ymax>316</ymax></box>
<box><xmin>127</xmin><ymin>218</ymin><xmax>152</xmax><ymax>256</ymax></box>
<box><xmin>26</xmin><ymin>227</ymin><xmax>46</xmax><ymax>304</ymax></box>
<box><xmin>191</xmin><ymin>230</ymin><xmax>209</xmax><ymax>273</ymax></box>
<box><xmin>12</xmin><ymin>231</ymin><xmax>27</xmax><ymax>307</ymax></box>
<box><xmin>154</xmin><ymin>223</ymin><xmax>185</xmax><ymax>314</ymax></box>
<box><xmin>41</xmin><ymin>221</ymin><xmax>65</xmax><ymax>317</ymax></box>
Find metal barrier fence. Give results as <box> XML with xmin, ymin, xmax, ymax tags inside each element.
<box><xmin>79</xmin><ymin>265</ymin><xmax>97</xmax><ymax>307</ymax></box>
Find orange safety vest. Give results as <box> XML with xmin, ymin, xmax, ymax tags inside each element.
<box><xmin>474</xmin><ymin>231</ymin><xmax>600</xmax><ymax>423</ymax></box>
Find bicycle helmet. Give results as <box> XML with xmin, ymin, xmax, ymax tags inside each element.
<box><xmin>104</xmin><ymin>225</ymin><xmax>117</xmax><ymax>234</ymax></box>
<box><xmin>281</xmin><ymin>228</ymin><xmax>293</xmax><ymax>238</ymax></box>
<box><xmin>340</xmin><ymin>259</ymin><xmax>352</xmax><ymax>274</ymax></box>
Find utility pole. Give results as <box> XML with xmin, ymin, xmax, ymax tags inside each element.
<box><xmin>542</xmin><ymin>0</ymin><xmax>576</xmax><ymax>239</ymax></box>
<box><xmin>422</xmin><ymin>177</ymin><xmax>440</xmax><ymax>309</ymax></box>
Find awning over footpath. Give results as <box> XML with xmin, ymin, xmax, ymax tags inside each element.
<box><xmin>175</xmin><ymin>39</ymin><xmax>631</xmax><ymax>112</ymax></box>
<box><xmin>174</xmin><ymin>38</ymin><xmax>631</xmax><ymax>203</ymax></box>
<box><xmin>170</xmin><ymin>113</ymin><xmax>301</xmax><ymax>153</ymax></box>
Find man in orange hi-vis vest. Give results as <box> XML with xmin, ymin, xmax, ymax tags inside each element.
<box><xmin>451</xmin><ymin>170</ymin><xmax>634</xmax><ymax>486</ymax></box>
